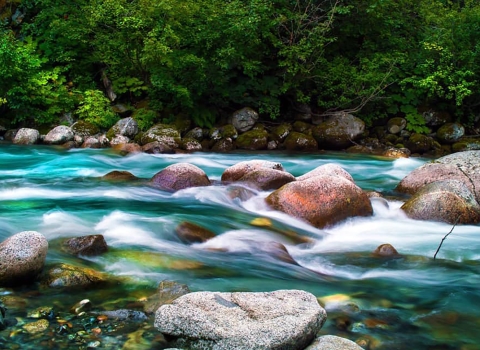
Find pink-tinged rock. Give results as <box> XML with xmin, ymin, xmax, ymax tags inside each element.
<box><xmin>401</xmin><ymin>180</ymin><xmax>480</xmax><ymax>224</ymax></box>
<box><xmin>296</xmin><ymin>163</ymin><xmax>354</xmax><ymax>183</ymax></box>
<box><xmin>221</xmin><ymin>160</ymin><xmax>284</xmax><ymax>182</ymax></box>
<box><xmin>266</xmin><ymin>175</ymin><xmax>372</xmax><ymax>229</ymax></box>
<box><xmin>151</xmin><ymin>163</ymin><xmax>210</xmax><ymax>192</ymax></box>
<box><xmin>238</xmin><ymin>168</ymin><xmax>296</xmax><ymax>190</ymax></box>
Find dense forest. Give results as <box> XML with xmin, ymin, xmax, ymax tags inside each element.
<box><xmin>1</xmin><ymin>0</ymin><xmax>479</xmax><ymax>133</ymax></box>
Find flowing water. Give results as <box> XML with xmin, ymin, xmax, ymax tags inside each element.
<box><xmin>0</xmin><ymin>143</ymin><xmax>479</xmax><ymax>349</ymax></box>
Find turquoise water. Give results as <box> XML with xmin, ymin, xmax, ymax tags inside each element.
<box><xmin>1</xmin><ymin>144</ymin><xmax>479</xmax><ymax>349</ymax></box>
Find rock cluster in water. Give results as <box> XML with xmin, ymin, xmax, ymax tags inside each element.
<box><xmin>397</xmin><ymin>150</ymin><xmax>480</xmax><ymax>224</ymax></box>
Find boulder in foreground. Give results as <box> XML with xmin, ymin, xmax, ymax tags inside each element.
<box><xmin>0</xmin><ymin>231</ymin><xmax>48</xmax><ymax>286</ymax></box>
<box><xmin>154</xmin><ymin>289</ymin><xmax>326</xmax><ymax>350</ymax></box>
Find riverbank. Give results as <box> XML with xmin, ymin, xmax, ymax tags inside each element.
<box><xmin>2</xmin><ymin>108</ymin><xmax>480</xmax><ymax>159</ymax></box>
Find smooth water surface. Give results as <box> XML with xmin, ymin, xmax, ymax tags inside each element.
<box><xmin>1</xmin><ymin>143</ymin><xmax>479</xmax><ymax>349</ymax></box>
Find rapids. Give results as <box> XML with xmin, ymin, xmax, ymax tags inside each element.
<box><xmin>0</xmin><ymin>143</ymin><xmax>479</xmax><ymax>349</ymax></box>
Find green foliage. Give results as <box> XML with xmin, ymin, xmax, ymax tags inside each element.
<box><xmin>75</xmin><ymin>90</ymin><xmax>118</xmax><ymax>129</ymax></box>
<box><xmin>2</xmin><ymin>0</ymin><xmax>480</xmax><ymax>129</ymax></box>
<box><xmin>191</xmin><ymin>106</ymin><xmax>217</xmax><ymax>129</ymax></box>
<box><xmin>132</xmin><ymin>107</ymin><xmax>157</xmax><ymax>131</ymax></box>
<box><xmin>112</xmin><ymin>77</ymin><xmax>148</xmax><ymax>98</ymax></box>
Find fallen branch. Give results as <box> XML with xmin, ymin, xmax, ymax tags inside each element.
<box><xmin>433</xmin><ymin>216</ymin><xmax>460</xmax><ymax>260</ymax></box>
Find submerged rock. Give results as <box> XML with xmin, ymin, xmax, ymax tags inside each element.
<box><xmin>175</xmin><ymin>222</ymin><xmax>216</xmax><ymax>244</ymax></box>
<box><xmin>154</xmin><ymin>290</ymin><xmax>326</xmax><ymax>350</ymax></box>
<box><xmin>373</xmin><ymin>244</ymin><xmax>399</xmax><ymax>257</ymax></box>
<box><xmin>62</xmin><ymin>235</ymin><xmax>108</xmax><ymax>256</ymax></box>
<box><xmin>0</xmin><ymin>231</ymin><xmax>48</xmax><ymax>287</ymax></box>
<box><xmin>305</xmin><ymin>335</ymin><xmax>364</xmax><ymax>350</ymax></box>
<box><xmin>144</xmin><ymin>280</ymin><xmax>191</xmax><ymax>314</ymax></box>
<box><xmin>101</xmin><ymin>170</ymin><xmax>138</xmax><ymax>181</ymax></box>
<box><xmin>41</xmin><ymin>263</ymin><xmax>107</xmax><ymax>289</ymax></box>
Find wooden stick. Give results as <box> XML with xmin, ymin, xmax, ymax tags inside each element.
<box><xmin>433</xmin><ymin>216</ymin><xmax>460</xmax><ymax>260</ymax></box>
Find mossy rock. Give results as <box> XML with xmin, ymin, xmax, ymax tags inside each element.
<box><xmin>405</xmin><ymin>133</ymin><xmax>433</xmax><ymax>154</ymax></box>
<box><xmin>141</xmin><ymin>123</ymin><xmax>181</xmax><ymax>147</ymax></box>
<box><xmin>71</xmin><ymin>121</ymin><xmax>100</xmax><ymax>137</ymax></box>
<box><xmin>221</xmin><ymin>124</ymin><xmax>238</xmax><ymax>139</ymax></box>
<box><xmin>436</xmin><ymin>123</ymin><xmax>465</xmax><ymax>144</ymax></box>
<box><xmin>173</xmin><ymin>114</ymin><xmax>192</xmax><ymax>135</ymax></box>
<box><xmin>284</xmin><ymin>131</ymin><xmax>318</xmax><ymax>151</ymax></box>
<box><xmin>41</xmin><ymin>263</ymin><xmax>107</xmax><ymax>289</ymax></box>
<box><xmin>235</xmin><ymin>129</ymin><xmax>269</xmax><ymax>150</ymax></box>
<box><xmin>272</xmin><ymin>123</ymin><xmax>292</xmax><ymax>142</ymax></box>
<box><xmin>452</xmin><ymin>139</ymin><xmax>480</xmax><ymax>152</ymax></box>
<box><xmin>292</xmin><ymin>121</ymin><xmax>311</xmax><ymax>135</ymax></box>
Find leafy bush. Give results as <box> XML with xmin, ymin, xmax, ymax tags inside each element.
<box><xmin>75</xmin><ymin>90</ymin><xmax>119</xmax><ymax>129</ymax></box>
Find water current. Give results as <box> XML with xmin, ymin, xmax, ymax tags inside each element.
<box><xmin>0</xmin><ymin>143</ymin><xmax>479</xmax><ymax>349</ymax></box>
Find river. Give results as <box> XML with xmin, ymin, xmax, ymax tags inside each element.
<box><xmin>0</xmin><ymin>143</ymin><xmax>479</xmax><ymax>349</ymax></box>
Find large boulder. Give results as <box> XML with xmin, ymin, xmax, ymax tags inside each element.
<box><xmin>396</xmin><ymin>150</ymin><xmax>480</xmax><ymax>202</ymax></box>
<box><xmin>401</xmin><ymin>180</ymin><xmax>480</xmax><ymax>224</ymax></box>
<box><xmin>151</xmin><ymin>163</ymin><xmax>211</xmax><ymax>192</ymax></box>
<box><xmin>12</xmin><ymin>128</ymin><xmax>40</xmax><ymax>145</ymax></box>
<box><xmin>229</xmin><ymin>107</ymin><xmax>259</xmax><ymax>133</ymax></box>
<box><xmin>0</xmin><ymin>231</ymin><xmax>48</xmax><ymax>286</ymax></box>
<box><xmin>221</xmin><ymin>160</ymin><xmax>284</xmax><ymax>182</ymax></box>
<box><xmin>312</xmin><ymin>113</ymin><xmax>365</xmax><ymax>149</ymax></box>
<box><xmin>43</xmin><ymin>125</ymin><xmax>74</xmax><ymax>145</ymax></box>
<box><xmin>266</xmin><ymin>175</ymin><xmax>373</xmax><ymax>229</ymax></box>
<box><xmin>154</xmin><ymin>290</ymin><xmax>326</xmax><ymax>350</ymax></box>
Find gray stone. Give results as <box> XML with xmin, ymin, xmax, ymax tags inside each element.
<box><xmin>436</xmin><ymin>123</ymin><xmax>465</xmax><ymax>144</ymax></box>
<box><xmin>0</xmin><ymin>231</ymin><xmax>48</xmax><ymax>286</ymax></box>
<box><xmin>229</xmin><ymin>107</ymin><xmax>259</xmax><ymax>133</ymax></box>
<box><xmin>43</xmin><ymin>125</ymin><xmax>74</xmax><ymax>145</ymax></box>
<box><xmin>109</xmin><ymin>117</ymin><xmax>138</xmax><ymax>138</ymax></box>
<box><xmin>305</xmin><ymin>335</ymin><xmax>364</xmax><ymax>350</ymax></box>
<box><xmin>13</xmin><ymin>128</ymin><xmax>40</xmax><ymax>145</ymax></box>
<box><xmin>312</xmin><ymin>113</ymin><xmax>365</xmax><ymax>149</ymax></box>
<box><xmin>155</xmin><ymin>290</ymin><xmax>326</xmax><ymax>350</ymax></box>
